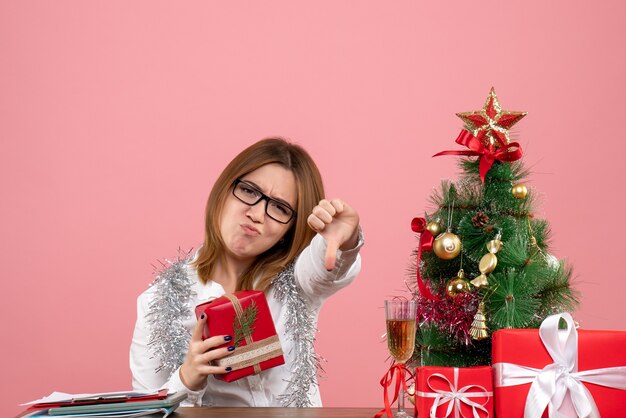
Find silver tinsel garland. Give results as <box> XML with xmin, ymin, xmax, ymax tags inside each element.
<box><xmin>146</xmin><ymin>249</ymin><xmax>196</xmax><ymax>376</ymax></box>
<box><xmin>272</xmin><ymin>262</ymin><xmax>321</xmax><ymax>408</ymax></box>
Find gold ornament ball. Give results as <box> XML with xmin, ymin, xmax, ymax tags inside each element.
<box><xmin>426</xmin><ymin>220</ymin><xmax>442</xmax><ymax>237</ymax></box>
<box><xmin>446</xmin><ymin>277</ymin><xmax>471</xmax><ymax>298</ymax></box>
<box><xmin>433</xmin><ymin>232</ymin><xmax>462</xmax><ymax>260</ymax></box>
<box><xmin>512</xmin><ymin>183</ymin><xmax>528</xmax><ymax>199</ymax></box>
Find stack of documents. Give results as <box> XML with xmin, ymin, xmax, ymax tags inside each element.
<box><xmin>18</xmin><ymin>390</ymin><xmax>186</xmax><ymax>418</ymax></box>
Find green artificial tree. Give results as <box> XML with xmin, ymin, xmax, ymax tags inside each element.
<box><xmin>409</xmin><ymin>88</ymin><xmax>578</xmax><ymax>367</ymax></box>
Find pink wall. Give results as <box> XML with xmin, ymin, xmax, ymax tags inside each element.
<box><xmin>2</xmin><ymin>1</ymin><xmax>626</xmax><ymax>416</ymax></box>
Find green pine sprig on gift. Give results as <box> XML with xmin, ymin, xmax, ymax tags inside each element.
<box><xmin>233</xmin><ymin>300</ymin><xmax>258</xmax><ymax>347</ymax></box>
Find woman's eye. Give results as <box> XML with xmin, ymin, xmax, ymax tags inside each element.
<box><xmin>272</xmin><ymin>203</ymin><xmax>289</xmax><ymax>215</ymax></box>
<box><xmin>240</xmin><ymin>185</ymin><xmax>257</xmax><ymax>195</ymax></box>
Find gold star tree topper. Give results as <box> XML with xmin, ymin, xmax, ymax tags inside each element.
<box><xmin>456</xmin><ymin>87</ymin><xmax>527</xmax><ymax>149</ymax></box>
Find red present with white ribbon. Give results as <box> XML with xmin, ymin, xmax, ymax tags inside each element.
<box><xmin>492</xmin><ymin>312</ymin><xmax>626</xmax><ymax>417</ymax></box>
<box><xmin>415</xmin><ymin>366</ymin><xmax>493</xmax><ymax>418</ymax></box>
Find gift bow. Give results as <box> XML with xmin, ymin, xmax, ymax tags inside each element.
<box><xmin>493</xmin><ymin>312</ymin><xmax>626</xmax><ymax>418</ymax></box>
<box><xmin>416</xmin><ymin>367</ymin><xmax>492</xmax><ymax>418</ymax></box>
<box><xmin>433</xmin><ymin>130</ymin><xmax>523</xmax><ymax>183</ymax></box>
<box><xmin>410</xmin><ymin>217</ymin><xmax>440</xmax><ymax>301</ymax></box>
<box><xmin>375</xmin><ymin>363</ymin><xmax>414</xmax><ymax>418</ymax></box>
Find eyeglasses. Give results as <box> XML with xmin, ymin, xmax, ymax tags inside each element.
<box><xmin>232</xmin><ymin>179</ymin><xmax>297</xmax><ymax>224</ymax></box>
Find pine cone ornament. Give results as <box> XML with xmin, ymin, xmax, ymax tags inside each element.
<box><xmin>472</xmin><ymin>212</ymin><xmax>490</xmax><ymax>228</ymax></box>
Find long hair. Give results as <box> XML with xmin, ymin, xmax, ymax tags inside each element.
<box><xmin>191</xmin><ymin>137</ymin><xmax>324</xmax><ymax>291</ymax></box>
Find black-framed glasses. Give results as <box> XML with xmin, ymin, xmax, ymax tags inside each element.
<box><xmin>232</xmin><ymin>179</ymin><xmax>297</xmax><ymax>224</ymax></box>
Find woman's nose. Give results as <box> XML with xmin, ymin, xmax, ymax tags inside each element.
<box><xmin>246</xmin><ymin>200</ymin><xmax>266</xmax><ymax>223</ymax></box>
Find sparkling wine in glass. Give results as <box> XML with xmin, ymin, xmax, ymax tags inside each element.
<box><xmin>385</xmin><ymin>299</ymin><xmax>417</xmax><ymax>418</ymax></box>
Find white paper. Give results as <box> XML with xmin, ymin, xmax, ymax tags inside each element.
<box><xmin>21</xmin><ymin>390</ymin><xmax>162</xmax><ymax>406</ymax></box>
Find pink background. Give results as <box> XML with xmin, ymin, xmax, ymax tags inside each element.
<box><xmin>2</xmin><ymin>1</ymin><xmax>626</xmax><ymax>416</ymax></box>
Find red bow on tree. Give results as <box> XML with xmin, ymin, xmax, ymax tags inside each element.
<box><xmin>411</xmin><ymin>217</ymin><xmax>440</xmax><ymax>302</ymax></box>
<box><xmin>433</xmin><ymin>130</ymin><xmax>523</xmax><ymax>182</ymax></box>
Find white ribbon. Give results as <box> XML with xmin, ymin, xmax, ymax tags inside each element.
<box><xmin>416</xmin><ymin>367</ymin><xmax>493</xmax><ymax>418</ymax></box>
<box><xmin>493</xmin><ymin>312</ymin><xmax>626</xmax><ymax>418</ymax></box>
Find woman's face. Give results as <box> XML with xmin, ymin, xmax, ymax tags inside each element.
<box><xmin>219</xmin><ymin>163</ymin><xmax>297</xmax><ymax>265</ymax></box>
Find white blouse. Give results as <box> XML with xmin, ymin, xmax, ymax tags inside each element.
<box><xmin>129</xmin><ymin>233</ymin><xmax>363</xmax><ymax>407</ymax></box>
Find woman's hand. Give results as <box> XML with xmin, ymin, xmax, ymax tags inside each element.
<box><xmin>307</xmin><ymin>198</ymin><xmax>360</xmax><ymax>271</ymax></box>
<box><xmin>179</xmin><ymin>313</ymin><xmax>235</xmax><ymax>391</ymax></box>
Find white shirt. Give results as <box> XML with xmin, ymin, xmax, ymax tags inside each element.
<box><xmin>130</xmin><ymin>233</ymin><xmax>363</xmax><ymax>407</ymax></box>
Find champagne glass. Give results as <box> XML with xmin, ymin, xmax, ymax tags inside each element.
<box><xmin>385</xmin><ymin>299</ymin><xmax>417</xmax><ymax>418</ymax></box>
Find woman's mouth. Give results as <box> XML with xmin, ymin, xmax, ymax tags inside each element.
<box><xmin>241</xmin><ymin>224</ymin><xmax>261</xmax><ymax>236</ymax></box>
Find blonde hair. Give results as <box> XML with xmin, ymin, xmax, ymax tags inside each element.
<box><xmin>191</xmin><ymin>137</ymin><xmax>324</xmax><ymax>291</ymax></box>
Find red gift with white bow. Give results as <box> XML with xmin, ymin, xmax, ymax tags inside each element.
<box><xmin>415</xmin><ymin>366</ymin><xmax>493</xmax><ymax>418</ymax></box>
<box><xmin>492</xmin><ymin>312</ymin><xmax>626</xmax><ymax>417</ymax></box>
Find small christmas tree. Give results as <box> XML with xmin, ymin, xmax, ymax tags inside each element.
<box><xmin>409</xmin><ymin>88</ymin><xmax>578</xmax><ymax>367</ymax></box>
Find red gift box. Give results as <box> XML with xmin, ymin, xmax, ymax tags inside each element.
<box><xmin>415</xmin><ymin>366</ymin><xmax>493</xmax><ymax>418</ymax></box>
<box><xmin>194</xmin><ymin>290</ymin><xmax>284</xmax><ymax>382</ymax></box>
<box><xmin>492</xmin><ymin>313</ymin><xmax>626</xmax><ymax>418</ymax></box>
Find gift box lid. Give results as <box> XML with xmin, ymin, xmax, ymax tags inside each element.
<box><xmin>194</xmin><ymin>290</ymin><xmax>279</xmax><ymax>346</ymax></box>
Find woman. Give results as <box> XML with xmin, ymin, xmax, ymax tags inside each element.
<box><xmin>130</xmin><ymin>137</ymin><xmax>363</xmax><ymax>407</ymax></box>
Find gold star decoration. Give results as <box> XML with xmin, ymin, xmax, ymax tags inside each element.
<box><xmin>456</xmin><ymin>87</ymin><xmax>527</xmax><ymax>149</ymax></box>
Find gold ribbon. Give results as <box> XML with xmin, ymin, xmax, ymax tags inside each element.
<box><xmin>218</xmin><ymin>294</ymin><xmax>283</xmax><ymax>374</ymax></box>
